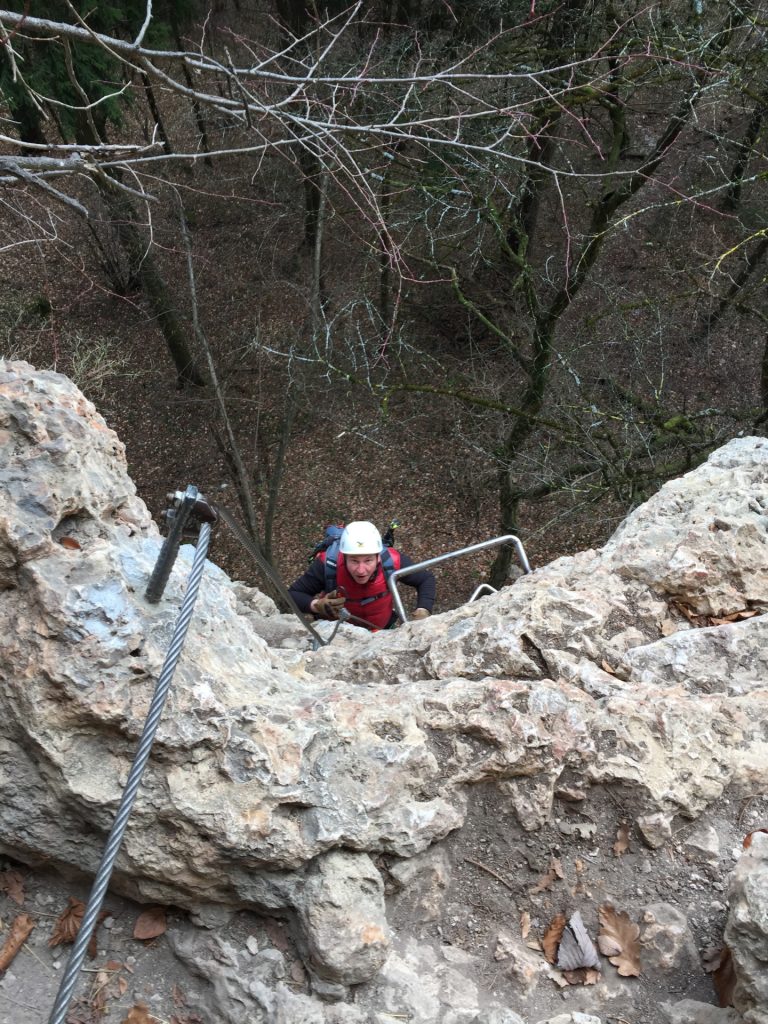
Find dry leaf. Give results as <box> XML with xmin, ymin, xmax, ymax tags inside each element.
<box><xmin>0</xmin><ymin>913</ymin><xmax>35</xmax><ymax>973</ymax></box>
<box><xmin>133</xmin><ymin>906</ymin><xmax>167</xmax><ymax>941</ymax></box>
<box><xmin>597</xmin><ymin>903</ymin><xmax>641</xmax><ymax>977</ymax></box>
<box><xmin>263</xmin><ymin>919</ymin><xmax>291</xmax><ymax>953</ymax></box>
<box><xmin>172</xmin><ymin>983</ymin><xmax>187</xmax><ymax>1007</ymax></box>
<box><xmin>601</xmin><ymin>659</ymin><xmax>616</xmax><ymax>674</ymax></box>
<box><xmin>545</xmin><ymin>965</ymin><xmax>568</xmax><ymax>988</ymax></box>
<box><xmin>49</xmin><ymin>897</ymin><xmax>85</xmax><ymax>947</ymax></box>
<box><xmin>550</xmin><ymin>856</ymin><xmax>565</xmax><ymax>879</ymax></box>
<box><xmin>520</xmin><ymin>911</ymin><xmax>531</xmax><ymax>939</ymax></box>
<box><xmin>59</xmin><ymin>536</ymin><xmax>81</xmax><ymax>550</ymax></box>
<box><xmin>118</xmin><ymin>976</ymin><xmax>129</xmax><ymax>996</ymax></box>
<box><xmin>530</xmin><ymin>866</ymin><xmax>559</xmax><ymax>895</ymax></box>
<box><xmin>660</xmin><ymin>618</ymin><xmax>677</xmax><ymax>636</ymax></box>
<box><xmin>556</xmin><ymin>911</ymin><xmax>600</xmax><ymax>971</ymax></box>
<box><xmin>122</xmin><ymin>1003</ymin><xmax>155</xmax><ymax>1023</ymax></box>
<box><xmin>710</xmin><ymin>609</ymin><xmax>757</xmax><ymax>625</ymax></box>
<box><xmin>0</xmin><ymin>869</ymin><xmax>25</xmax><ymax>905</ymax></box>
<box><xmin>703</xmin><ymin>945</ymin><xmax>736</xmax><ymax>1007</ymax></box>
<box><xmin>613</xmin><ymin>822</ymin><xmax>631</xmax><ymax>857</ymax></box>
<box><xmin>542</xmin><ymin>913</ymin><xmax>566</xmax><ymax>964</ymax></box>
<box><xmin>743</xmin><ymin>828</ymin><xmax>768</xmax><ymax>848</ymax></box>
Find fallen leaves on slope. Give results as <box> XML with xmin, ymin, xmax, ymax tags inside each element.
<box><xmin>597</xmin><ymin>903</ymin><xmax>641</xmax><ymax>977</ymax></box>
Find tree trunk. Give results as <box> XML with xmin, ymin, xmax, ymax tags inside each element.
<box><xmin>100</xmin><ymin>182</ymin><xmax>206</xmax><ymax>386</ymax></box>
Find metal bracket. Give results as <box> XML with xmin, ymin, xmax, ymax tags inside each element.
<box><xmin>145</xmin><ymin>485</ymin><xmax>218</xmax><ymax>604</ymax></box>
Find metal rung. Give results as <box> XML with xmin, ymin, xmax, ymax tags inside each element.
<box><xmin>388</xmin><ymin>534</ymin><xmax>531</xmax><ymax>623</ymax></box>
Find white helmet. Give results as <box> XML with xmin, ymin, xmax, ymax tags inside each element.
<box><xmin>339</xmin><ymin>521</ymin><xmax>383</xmax><ymax>555</ymax></box>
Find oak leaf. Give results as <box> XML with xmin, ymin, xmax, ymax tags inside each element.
<box><xmin>597</xmin><ymin>903</ymin><xmax>641</xmax><ymax>977</ymax></box>
<box><xmin>133</xmin><ymin>906</ymin><xmax>167</xmax><ymax>941</ymax></box>
<box><xmin>49</xmin><ymin>897</ymin><xmax>85</xmax><ymax>947</ymax></box>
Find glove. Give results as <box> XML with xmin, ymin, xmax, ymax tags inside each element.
<box><xmin>311</xmin><ymin>591</ymin><xmax>346</xmax><ymax>620</ymax></box>
<box><xmin>411</xmin><ymin>608</ymin><xmax>431</xmax><ymax>621</ymax></box>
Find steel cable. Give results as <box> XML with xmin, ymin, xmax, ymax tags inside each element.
<box><xmin>48</xmin><ymin>521</ymin><xmax>212</xmax><ymax>1024</ymax></box>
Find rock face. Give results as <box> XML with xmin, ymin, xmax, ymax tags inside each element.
<box><xmin>2</xmin><ymin>360</ymin><xmax>768</xmax><ymax>1014</ymax></box>
<box><xmin>725</xmin><ymin>834</ymin><xmax>768</xmax><ymax>1024</ymax></box>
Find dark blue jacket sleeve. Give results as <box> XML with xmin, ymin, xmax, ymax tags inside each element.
<box><xmin>288</xmin><ymin>558</ymin><xmax>326</xmax><ymax>613</ymax></box>
<box><xmin>397</xmin><ymin>552</ymin><xmax>436</xmax><ymax>611</ymax></box>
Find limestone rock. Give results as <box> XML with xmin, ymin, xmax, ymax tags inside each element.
<box><xmin>3</xmin><ymin>359</ymin><xmax>768</xmax><ymax>1016</ymax></box>
<box><xmin>662</xmin><ymin>1002</ymin><xmax>741</xmax><ymax>1024</ymax></box>
<box><xmin>293</xmin><ymin>849</ymin><xmax>390</xmax><ymax>985</ymax></box>
<box><xmin>388</xmin><ymin>845</ymin><xmax>451</xmax><ymax>923</ymax></box>
<box><xmin>683</xmin><ymin>825</ymin><xmax>721</xmax><ymax>865</ymax></box>
<box><xmin>535</xmin><ymin>1014</ymin><xmax>602</xmax><ymax>1024</ymax></box>
<box><xmin>640</xmin><ymin>903</ymin><xmax>700</xmax><ymax>975</ymax></box>
<box><xmin>725</xmin><ymin>832</ymin><xmax>768</xmax><ymax>1023</ymax></box>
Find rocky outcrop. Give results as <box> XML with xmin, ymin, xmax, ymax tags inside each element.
<box><xmin>725</xmin><ymin>834</ymin><xmax>768</xmax><ymax>1024</ymax></box>
<box><xmin>2</xmin><ymin>360</ymin><xmax>768</xmax><ymax>1019</ymax></box>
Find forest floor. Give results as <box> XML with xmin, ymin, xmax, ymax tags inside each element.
<box><xmin>2</xmin><ymin>785</ymin><xmax>763</xmax><ymax>1023</ymax></box>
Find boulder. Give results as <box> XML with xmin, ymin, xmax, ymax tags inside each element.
<box><xmin>725</xmin><ymin>832</ymin><xmax>768</xmax><ymax>1023</ymax></box>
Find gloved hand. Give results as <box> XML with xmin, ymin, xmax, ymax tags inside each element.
<box><xmin>411</xmin><ymin>608</ymin><xmax>430</xmax><ymax>621</ymax></box>
<box><xmin>311</xmin><ymin>590</ymin><xmax>346</xmax><ymax>620</ymax></box>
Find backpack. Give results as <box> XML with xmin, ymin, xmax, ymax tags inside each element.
<box><xmin>310</xmin><ymin>521</ymin><xmax>399</xmax><ymax>594</ymax></box>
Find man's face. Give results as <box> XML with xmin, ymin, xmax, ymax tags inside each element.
<box><xmin>345</xmin><ymin>553</ymin><xmax>379</xmax><ymax>583</ymax></box>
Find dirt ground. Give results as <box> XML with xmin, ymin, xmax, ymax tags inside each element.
<box><xmin>2</xmin><ymin>781</ymin><xmax>765</xmax><ymax>1023</ymax></box>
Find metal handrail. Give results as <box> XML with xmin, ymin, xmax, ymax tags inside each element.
<box><xmin>468</xmin><ymin>583</ymin><xmax>498</xmax><ymax>603</ymax></box>
<box><xmin>388</xmin><ymin>534</ymin><xmax>531</xmax><ymax>623</ymax></box>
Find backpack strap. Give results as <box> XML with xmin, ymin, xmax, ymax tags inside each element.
<box><xmin>322</xmin><ymin>539</ymin><xmax>340</xmax><ymax>593</ymax></box>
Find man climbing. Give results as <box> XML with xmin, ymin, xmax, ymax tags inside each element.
<box><xmin>288</xmin><ymin>520</ymin><xmax>436</xmax><ymax>629</ymax></box>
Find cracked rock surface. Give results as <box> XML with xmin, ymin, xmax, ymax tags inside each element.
<box><xmin>1</xmin><ymin>359</ymin><xmax>768</xmax><ymax>1023</ymax></box>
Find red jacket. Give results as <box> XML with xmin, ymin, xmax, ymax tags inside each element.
<box><xmin>321</xmin><ymin>549</ymin><xmax>401</xmax><ymax>629</ymax></box>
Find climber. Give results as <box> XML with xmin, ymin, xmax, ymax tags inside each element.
<box><xmin>288</xmin><ymin>520</ymin><xmax>436</xmax><ymax>629</ymax></box>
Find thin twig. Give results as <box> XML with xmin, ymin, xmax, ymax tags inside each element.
<box><xmin>464</xmin><ymin>857</ymin><xmax>516</xmax><ymax>893</ymax></box>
